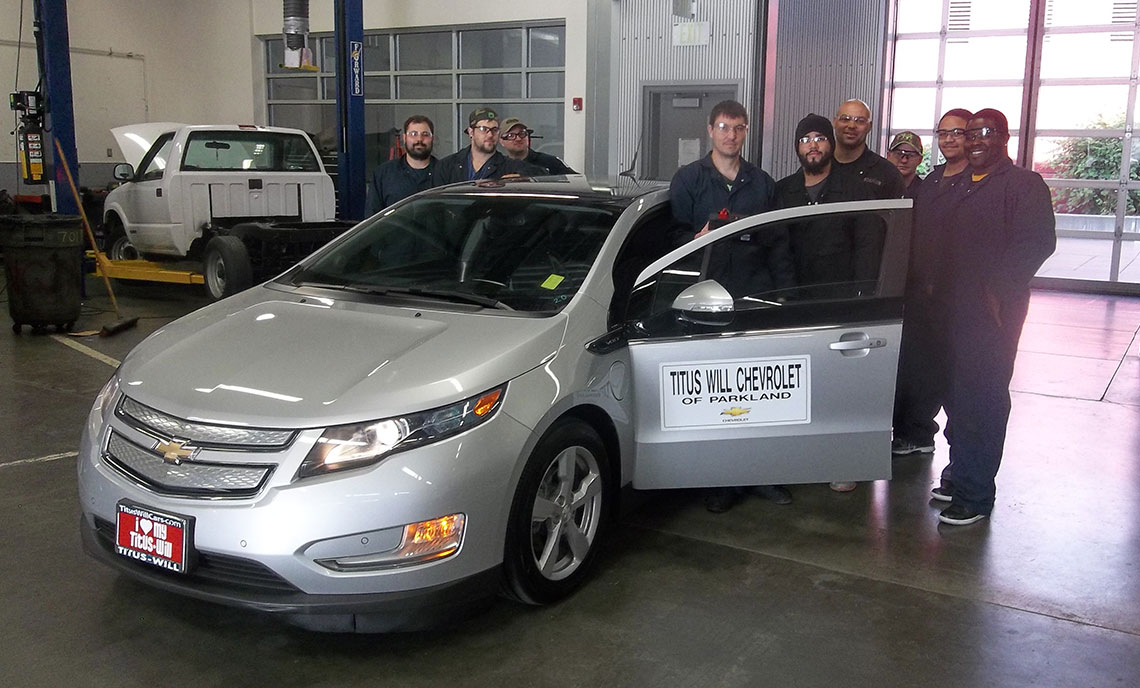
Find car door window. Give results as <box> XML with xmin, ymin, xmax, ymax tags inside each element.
<box><xmin>137</xmin><ymin>134</ymin><xmax>175</xmax><ymax>182</ymax></box>
<box><xmin>625</xmin><ymin>203</ymin><xmax>907</xmax><ymax>339</ymax></box>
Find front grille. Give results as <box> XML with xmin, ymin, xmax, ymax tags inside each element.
<box><xmin>105</xmin><ymin>431</ymin><xmax>274</xmax><ymax>498</ymax></box>
<box><xmin>93</xmin><ymin>517</ymin><xmax>299</xmax><ymax>594</ymax></box>
<box><xmin>117</xmin><ymin>396</ymin><xmax>296</xmax><ymax>449</ymax></box>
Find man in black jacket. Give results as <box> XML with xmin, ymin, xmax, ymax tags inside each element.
<box><xmin>832</xmin><ymin>99</ymin><xmax>906</xmax><ymax>200</ymax></box>
<box><xmin>776</xmin><ymin>113</ymin><xmax>883</xmax><ymax>493</ymax></box>
<box><xmin>670</xmin><ymin>99</ymin><xmax>794</xmax><ymax>512</ymax></box>
<box><xmin>936</xmin><ymin>108</ymin><xmax>1056</xmax><ymax>526</ymax></box>
<box><xmin>499</xmin><ymin>117</ymin><xmax>576</xmax><ymax>175</ymax></box>
<box><xmin>434</xmin><ymin>107</ymin><xmax>543</xmax><ymax>185</ymax></box>
<box><xmin>365</xmin><ymin>115</ymin><xmax>438</xmax><ymax>214</ymax></box>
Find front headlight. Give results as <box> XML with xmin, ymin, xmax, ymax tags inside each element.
<box><xmin>296</xmin><ymin>385</ymin><xmax>505</xmax><ymax>479</ymax></box>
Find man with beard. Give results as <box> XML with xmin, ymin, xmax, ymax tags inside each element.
<box><xmin>366</xmin><ymin>115</ymin><xmax>438</xmax><ymax>214</ymax></box>
<box><xmin>499</xmin><ymin>117</ymin><xmax>576</xmax><ymax>175</ymax></box>
<box><xmin>832</xmin><ymin>99</ymin><xmax>906</xmax><ymax>199</ymax></box>
<box><xmin>776</xmin><ymin>113</ymin><xmax>883</xmax><ymax>492</ymax></box>
<box><xmin>891</xmin><ymin>109</ymin><xmax>973</xmax><ymax>460</ymax></box>
<box><xmin>434</xmin><ymin>107</ymin><xmax>542</xmax><ymax>185</ymax></box>
<box><xmin>669</xmin><ymin>99</ymin><xmax>794</xmax><ymax>512</ymax></box>
<box><xmin>935</xmin><ymin>108</ymin><xmax>1055</xmax><ymax>526</ymax></box>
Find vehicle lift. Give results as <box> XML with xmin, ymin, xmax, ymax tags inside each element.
<box><xmin>17</xmin><ymin>0</ymin><xmax>366</xmax><ymax>287</ymax></box>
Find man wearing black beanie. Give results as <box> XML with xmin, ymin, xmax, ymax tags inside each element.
<box><xmin>775</xmin><ymin>113</ymin><xmax>884</xmax><ymax>492</ymax></box>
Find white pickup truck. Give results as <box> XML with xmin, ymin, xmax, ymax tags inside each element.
<box><xmin>104</xmin><ymin>123</ymin><xmax>350</xmax><ymax>299</ymax></box>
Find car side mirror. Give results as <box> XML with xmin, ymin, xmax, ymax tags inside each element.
<box><xmin>672</xmin><ymin>279</ymin><xmax>734</xmax><ymax>326</ymax></box>
<box><xmin>113</xmin><ymin>163</ymin><xmax>135</xmax><ymax>181</ymax></box>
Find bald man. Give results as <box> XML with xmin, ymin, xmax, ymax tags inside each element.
<box><xmin>831</xmin><ymin>99</ymin><xmax>906</xmax><ymax>199</ymax></box>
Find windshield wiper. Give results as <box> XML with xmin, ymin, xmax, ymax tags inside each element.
<box><xmin>347</xmin><ymin>284</ymin><xmax>514</xmax><ymax>311</ymax></box>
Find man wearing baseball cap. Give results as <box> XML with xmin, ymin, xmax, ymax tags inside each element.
<box><xmin>434</xmin><ymin>107</ymin><xmax>543</xmax><ymax>185</ymax></box>
<box><xmin>887</xmin><ymin>131</ymin><xmax>924</xmax><ymax>198</ymax></box>
<box><xmin>499</xmin><ymin>117</ymin><xmax>575</xmax><ymax>175</ymax></box>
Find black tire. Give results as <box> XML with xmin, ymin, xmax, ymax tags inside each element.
<box><xmin>103</xmin><ymin>216</ymin><xmax>138</xmax><ymax>261</ymax></box>
<box><xmin>203</xmin><ymin>235</ymin><xmax>253</xmax><ymax>300</ymax></box>
<box><xmin>502</xmin><ymin>419</ymin><xmax>611</xmax><ymax>605</ymax></box>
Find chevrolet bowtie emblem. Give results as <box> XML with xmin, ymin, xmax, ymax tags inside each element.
<box><xmin>721</xmin><ymin>407</ymin><xmax>751</xmax><ymax>417</ymax></box>
<box><xmin>154</xmin><ymin>439</ymin><xmax>195</xmax><ymax>465</ymax></box>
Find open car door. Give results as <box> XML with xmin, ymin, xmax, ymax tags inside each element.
<box><xmin>623</xmin><ymin>199</ymin><xmax>912</xmax><ymax>488</ymax></box>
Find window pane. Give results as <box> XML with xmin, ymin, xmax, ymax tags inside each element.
<box><xmin>529</xmin><ymin>72</ymin><xmax>564</xmax><ymax>98</ymax></box>
<box><xmin>890</xmin><ymin>87</ymin><xmax>938</xmax><ymax>130</ymax></box>
<box><xmin>941</xmin><ymin>85</ymin><xmax>1024</xmax><ymax>125</ymax></box>
<box><xmin>893</xmin><ymin>38</ymin><xmax>940</xmax><ymax>82</ymax></box>
<box><xmin>961</xmin><ymin>0</ymin><xmax>1030</xmax><ymax>30</ymax></box>
<box><xmin>363</xmin><ymin>34</ymin><xmax>391</xmax><ymax>71</ymax></box>
<box><xmin>266</xmin><ymin>38</ymin><xmax>288</xmax><ymax>74</ymax></box>
<box><xmin>460</xmin><ymin>29</ymin><xmax>523</xmax><ymax>69</ymax></box>
<box><xmin>944</xmin><ymin>36</ymin><xmax>1027</xmax><ymax>80</ymax></box>
<box><xmin>1046</xmin><ymin>0</ymin><xmax>1134</xmax><ymax>27</ymax></box>
<box><xmin>460</xmin><ymin>74</ymin><xmax>522</xmax><ymax>99</ymax></box>
<box><xmin>529</xmin><ymin>27</ymin><xmax>566</xmax><ymax>67</ymax></box>
<box><xmin>399</xmin><ymin>74</ymin><xmax>452</xmax><ymax>99</ymax></box>
<box><xmin>397</xmin><ymin>32</ymin><xmax>452</xmax><ymax>71</ymax></box>
<box><xmin>323</xmin><ymin>76</ymin><xmax>392</xmax><ymax>99</ymax></box>
<box><xmin>1036</xmin><ymin>85</ymin><xmax>1128</xmax><ymax>129</ymax></box>
<box><xmin>1034</xmin><ymin>136</ymin><xmax>1126</xmax><ymax>181</ymax></box>
<box><xmin>320</xmin><ymin>37</ymin><xmax>336</xmax><ymax>73</ymax></box>
<box><xmin>1041</xmin><ymin>32</ymin><xmax>1134</xmax><ymax>79</ymax></box>
<box><xmin>463</xmin><ymin>102</ymin><xmax>564</xmax><ymax>158</ymax></box>
<box><xmin>268</xmin><ymin>77</ymin><xmax>319</xmax><ymax>101</ymax></box>
<box><xmin>268</xmin><ymin>103</ymin><xmax>338</xmax><ymax>155</ymax></box>
<box><xmin>1051</xmin><ymin>187</ymin><xmax>1120</xmax><ymax>226</ymax></box>
<box><xmin>897</xmin><ymin>0</ymin><xmax>944</xmax><ymax>33</ymax></box>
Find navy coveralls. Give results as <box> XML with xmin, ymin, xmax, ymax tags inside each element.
<box><xmin>365</xmin><ymin>155</ymin><xmax>437</xmax><ymax>215</ymax></box>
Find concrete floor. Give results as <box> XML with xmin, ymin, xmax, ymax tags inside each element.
<box><xmin>2</xmin><ymin>276</ymin><xmax>1139</xmax><ymax>687</ymax></box>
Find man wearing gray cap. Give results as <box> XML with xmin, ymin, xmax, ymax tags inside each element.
<box><xmin>499</xmin><ymin>117</ymin><xmax>575</xmax><ymax>175</ymax></box>
<box><xmin>434</xmin><ymin>107</ymin><xmax>543</xmax><ymax>185</ymax></box>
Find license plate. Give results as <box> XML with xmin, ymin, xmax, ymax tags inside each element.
<box><xmin>115</xmin><ymin>502</ymin><xmax>192</xmax><ymax>573</ymax></box>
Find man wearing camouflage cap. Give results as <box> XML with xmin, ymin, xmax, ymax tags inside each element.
<box><xmin>434</xmin><ymin>107</ymin><xmax>543</xmax><ymax>185</ymax></box>
<box><xmin>887</xmin><ymin>131</ymin><xmax>924</xmax><ymax>198</ymax></box>
<box><xmin>499</xmin><ymin>117</ymin><xmax>575</xmax><ymax>175</ymax></box>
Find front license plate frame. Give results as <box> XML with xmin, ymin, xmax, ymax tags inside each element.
<box><xmin>115</xmin><ymin>501</ymin><xmax>194</xmax><ymax>574</ymax></box>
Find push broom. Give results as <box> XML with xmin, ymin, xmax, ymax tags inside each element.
<box><xmin>53</xmin><ymin>138</ymin><xmax>138</xmax><ymax>336</ymax></box>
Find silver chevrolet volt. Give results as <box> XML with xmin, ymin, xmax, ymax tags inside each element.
<box><xmin>77</xmin><ymin>176</ymin><xmax>912</xmax><ymax>632</ymax></box>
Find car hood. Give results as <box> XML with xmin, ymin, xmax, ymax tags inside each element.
<box><xmin>111</xmin><ymin>122</ymin><xmax>186</xmax><ymax>168</ymax></box>
<box><xmin>116</xmin><ymin>288</ymin><xmax>569</xmax><ymax>429</ymax></box>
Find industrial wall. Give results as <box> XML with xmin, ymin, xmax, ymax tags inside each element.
<box><xmin>0</xmin><ymin>0</ymin><xmax>258</xmax><ymax>195</ymax></box>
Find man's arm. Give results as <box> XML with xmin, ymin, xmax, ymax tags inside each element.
<box><xmin>994</xmin><ymin>172</ymin><xmax>1056</xmax><ymax>295</ymax></box>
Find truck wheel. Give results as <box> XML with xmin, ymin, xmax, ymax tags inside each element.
<box><xmin>204</xmin><ymin>236</ymin><xmax>253</xmax><ymax>300</ymax></box>
<box><xmin>104</xmin><ymin>217</ymin><xmax>138</xmax><ymax>261</ymax></box>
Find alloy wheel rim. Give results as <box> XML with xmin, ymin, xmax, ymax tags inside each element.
<box><xmin>528</xmin><ymin>444</ymin><xmax>602</xmax><ymax>581</ymax></box>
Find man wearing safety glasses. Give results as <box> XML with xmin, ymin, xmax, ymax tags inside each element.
<box><xmin>499</xmin><ymin>117</ymin><xmax>575</xmax><ymax>175</ymax></box>
<box><xmin>434</xmin><ymin>107</ymin><xmax>542</xmax><ymax>185</ymax></box>
<box><xmin>831</xmin><ymin>99</ymin><xmax>906</xmax><ymax>199</ymax></box>
<box><xmin>934</xmin><ymin>108</ymin><xmax>1056</xmax><ymax>526</ymax></box>
<box><xmin>886</xmin><ymin>131</ymin><xmax>924</xmax><ymax>198</ymax></box>
<box><xmin>365</xmin><ymin>115</ymin><xmax>439</xmax><ymax>214</ymax></box>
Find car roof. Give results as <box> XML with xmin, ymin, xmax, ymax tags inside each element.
<box><xmin>424</xmin><ymin>175</ymin><xmax>668</xmax><ymax>207</ymax></box>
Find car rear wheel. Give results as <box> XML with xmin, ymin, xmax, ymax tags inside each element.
<box><xmin>104</xmin><ymin>217</ymin><xmax>138</xmax><ymax>261</ymax></box>
<box><xmin>503</xmin><ymin>419</ymin><xmax>610</xmax><ymax>605</ymax></box>
<box><xmin>204</xmin><ymin>235</ymin><xmax>253</xmax><ymax>300</ymax></box>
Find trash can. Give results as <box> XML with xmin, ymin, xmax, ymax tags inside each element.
<box><xmin>0</xmin><ymin>214</ymin><xmax>85</xmax><ymax>333</ymax></box>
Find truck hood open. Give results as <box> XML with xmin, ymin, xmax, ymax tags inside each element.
<box><xmin>115</xmin><ymin>288</ymin><xmax>568</xmax><ymax>429</ymax></box>
<box><xmin>111</xmin><ymin>122</ymin><xmax>186</xmax><ymax>168</ymax></box>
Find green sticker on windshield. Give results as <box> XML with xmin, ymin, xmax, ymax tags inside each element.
<box><xmin>541</xmin><ymin>274</ymin><xmax>565</xmax><ymax>290</ymax></box>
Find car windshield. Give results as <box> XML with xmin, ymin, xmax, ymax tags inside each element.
<box><xmin>284</xmin><ymin>193</ymin><xmax>624</xmax><ymax>313</ymax></box>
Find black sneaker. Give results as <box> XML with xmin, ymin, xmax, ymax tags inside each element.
<box><xmin>938</xmin><ymin>503</ymin><xmax>987</xmax><ymax>526</ymax></box>
<box><xmin>750</xmin><ymin>484</ymin><xmax>793</xmax><ymax>505</ymax></box>
<box><xmin>930</xmin><ymin>486</ymin><xmax>952</xmax><ymax>503</ymax></box>
<box><xmin>891</xmin><ymin>437</ymin><xmax>935</xmax><ymax>455</ymax></box>
<box><xmin>705</xmin><ymin>487</ymin><xmax>740</xmax><ymax>513</ymax></box>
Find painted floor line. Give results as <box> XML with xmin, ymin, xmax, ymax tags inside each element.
<box><xmin>1</xmin><ymin>451</ymin><xmax>79</xmax><ymax>469</ymax></box>
<box><xmin>49</xmin><ymin>335</ymin><xmax>121</xmax><ymax>368</ymax></box>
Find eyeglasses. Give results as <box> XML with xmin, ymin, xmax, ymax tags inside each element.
<box><xmin>836</xmin><ymin>114</ymin><xmax>870</xmax><ymax>125</ymax></box>
<box><xmin>405</xmin><ymin>130</ymin><xmax>433</xmax><ymax>139</ymax></box>
<box><xmin>798</xmin><ymin>134</ymin><xmax>829</xmax><ymax>145</ymax></box>
<box><xmin>501</xmin><ymin>130</ymin><xmax>531</xmax><ymax>140</ymax></box>
<box><xmin>713</xmin><ymin>122</ymin><xmax>748</xmax><ymax>134</ymax></box>
<box><xmin>965</xmin><ymin>126</ymin><xmax>1005</xmax><ymax>141</ymax></box>
<box><xmin>936</xmin><ymin>128</ymin><xmax>967</xmax><ymax>140</ymax></box>
<box><xmin>890</xmin><ymin>150</ymin><xmax>920</xmax><ymax>161</ymax></box>
<box><xmin>471</xmin><ymin>125</ymin><xmax>500</xmax><ymax>135</ymax></box>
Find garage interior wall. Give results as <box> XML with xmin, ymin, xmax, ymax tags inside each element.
<box><xmin>763</xmin><ymin>0</ymin><xmax>890</xmax><ymax>179</ymax></box>
<box><xmin>0</xmin><ymin>0</ymin><xmax>259</xmax><ymax>195</ymax></box>
<box><xmin>613</xmin><ymin>0</ymin><xmax>759</xmax><ymax>180</ymax></box>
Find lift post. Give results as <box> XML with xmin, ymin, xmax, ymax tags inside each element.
<box><xmin>333</xmin><ymin>0</ymin><xmax>366</xmax><ymax>222</ymax></box>
<box><xmin>34</xmin><ymin>0</ymin><xmax>79</xmax><ymax>215</ymax></box>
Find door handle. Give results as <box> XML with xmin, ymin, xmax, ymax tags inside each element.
<box><xmin>829</xmin><ymin>338</ymin><xmax>886</xmax><ymax>351</ymax></box>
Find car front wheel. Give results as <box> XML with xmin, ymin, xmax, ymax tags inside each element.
<box><xmin>203</xmin><ymin>235</ymin><xmax>253</xmax><ymax>300</ymax></box>
<box><xmin>503</xmin><ymin>419</ymin><xmax>610</xmax><ymax>605</ymax></box>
